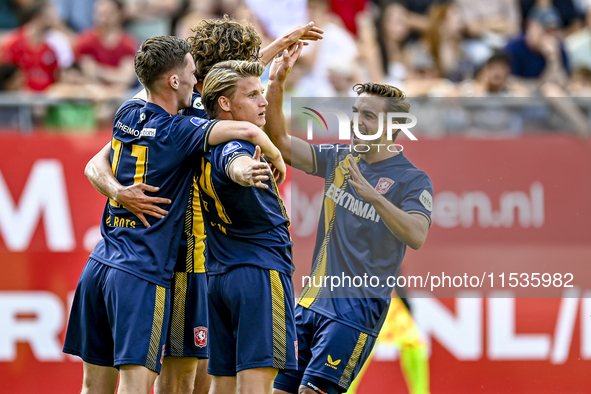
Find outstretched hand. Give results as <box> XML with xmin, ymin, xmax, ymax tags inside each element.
<box><xmin>269</xmin><ymin>40</ymin><xmax>305</xmax><ymax>83</ymax></box>
<box><xmin>260</xmin><ymin>21</ymin><xmax>324</xmax><ymax>65</ymax></box>
<box><xmin>115</xmin><ymin>183</ymin><xmax>172</xmax><ymax>228</ymax></box>
<box><xmin>240</xmin><ymin>146</ymin><xmax>273</xmax><ymax>189</ymax></box>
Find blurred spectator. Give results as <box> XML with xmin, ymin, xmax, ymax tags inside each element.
<box><xmin>0</xmin><ymin>64</ymin><xmax>25</xmax><ymax>130</ymax></box>
<box><xmin>460</xmin><ymin>51</ymin><xmax>530</xmax><ymax>96</ymax></box>
<box><xmin>243</xmin><ymin>0</ymin><xmax>307</xmax><ymax>39</ymax></box>
<box><xmin>0</xmin><ymin>63</ymin><xmax>24</xmax><ymax>90</ymax></box>
<box><xmin>374</xmin><ymin>0</ymin><xmax>449</xmax><ymax>36</ymax></box>
<box><xmin>375</xmin><ymin>2</ymin><xmax>413</xmax><ymax>85</ymax></box>
<box><xmin>295</xmin><ymin>0</ymin><xmax>358</xmax><ymax>96</ymax></box>
<box><xmin>121</xmin><ymin>0</ymin><xmax>182</xmax><ymax>43</ymax></box>
<box><xmin>565</xmin><ymin>5</ymin><xmax>591</xmax><ymax>72</ymax></box>
<box><xmin>329</xmin><ymin>0</ymin><xmax>367</xmax><ymax>35</ymax></box>
<box><xmin>456</xmin><ymin>0</ymin><xmax>520</xmax><ymax>44</ymax></box>
<box><xmin>0</xmin><ymin>0</ymin><xmax>74</xmax><ymax>91</ymax></box>
<box><xmin>327</xmin><ymin>61</ymin><xmax>357</xmax><ymax>96</ymax></box>
<box><xmin>504</xmin><ymin>6</ymin><xmax>569</xmax><ymax>86</ymax></box>
<box><xmin>44</xmin><ymin>63</ymin><xmax>102</xmax><ymax>131</ymax></box>
<box><xmin>0</xmin><ymin>0</ymin><xmax>32</xmax><ymax>32</ymax></box>
<box><xmin>520</xmin><ymin>0</ymin><xmax>583</xmax><ymax>33</ymax></box>
<box><xmin>419</xmin><ymin>2</ymin><xmax>477</xmax><ymax>82</ymax></box>
<box><xmin>567</xmin><ymin>66</ymin><xmax>591</xmax><ymax>95</ymax></box>
<box><xmin>75</xmin><ymin>0</ymin><xmax>137</xmax><ymax>90</ymax></box>
<box><xmin>456</xmin><ymin>0</ymin><xmax>519</xmax><ymax>66</ymax></box>
<box><xmin>51</xmin><ymin>0</ymin><xmax>96</xmax><ymax>32</ymax></box>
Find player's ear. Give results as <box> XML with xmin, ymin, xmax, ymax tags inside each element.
<box><xmin>218</xmin><ymin>96</ymin><xmax>231</xmax><ymax>112</ymax></box>
<box><xmin>168</xmin><ymin>74</ymin><xmax>180</xmax><ymax>90</ymax></box>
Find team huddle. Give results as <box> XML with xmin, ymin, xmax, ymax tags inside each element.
<box><xmin>63</xmin><ymin>16</ymin><xmax>433</xmax><ymax>394</ymax></box>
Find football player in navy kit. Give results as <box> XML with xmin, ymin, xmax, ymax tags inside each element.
<box><xmin>264</xmin><ymin>49</ymin><xmax>433</xmax><ymax>394</ymax></box>
<box><xmin>63</xmin><ymin>36</ymin><xmax>285</xmax><ymax>394</ymax></box>
<box><xmin>200</xmin><ymin>59</ymin><xmax>297</xmax><ymax>394</ymax></box>
<box><xmin>83</xmin><ymin>20</ymin><xmax>322</xmax><ymax>394</ymax></box>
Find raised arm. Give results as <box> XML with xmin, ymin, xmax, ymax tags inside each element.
<box><xmin>259</xmin><ymin>22</ymin><xmax>324</xmax><ymax>66</ymax></box>
<box><xmin>85</xmin><ymin>141</ymin><xmax>171</xmax><ymax>228</ymax></box>
<box><xmin>264</xmin><ymin>42</ymin><xmax>314</xmax><ymax>173</ymax></box>
<box><xmin>347</xmin><ymin>156</ymin><xmax>429</xmax><ymax>250</ymax></box>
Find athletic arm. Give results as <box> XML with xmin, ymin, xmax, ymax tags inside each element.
<box><xmin>84</xmin><ymin>142</ymin><xmax>171</xmax><ymax>228</ymax></box>
<box><xmin>227</xmin><ymin>145</ymin><xmax>272</xmax><ymax>188</ymax></box>
<box><xmin>346</xmin><ymin>156</ymin><xmax>429</xmax><ymax>250</ymax></box>
<box><xmin>264</xmin><ymin>43</ymin><xmax>314</xmax><ymax>173</ymax></box>
<box><xmin>208</xmin><ymin>120</ymin><xmax>286</xmax><ymax>184</ymax></box>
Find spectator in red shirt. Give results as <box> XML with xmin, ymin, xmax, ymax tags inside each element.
<box><xmin>75</xmin><ymin>0</ymin><xmax>137</xmax><ymax>90</ymax></box>
<box><xmin>0</xmin><ymin>0</ymin><xmax>68</xmax><ymax>91</ymax></box>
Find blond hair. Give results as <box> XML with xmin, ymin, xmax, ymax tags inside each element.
<box><xmin>202</xmin><ymin>60</ymin><xmax>264</xmax><ymax>118</ymax></box>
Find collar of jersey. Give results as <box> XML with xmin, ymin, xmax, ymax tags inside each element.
<box><xmin>142</xmin><ymin>102</ymin><xmax>173</xmax><ymax>117</ymax></box>
<box><xmin>359</xmin><ymin>151</ymin><xmax>406</xmax><ymax>168</ymax></box>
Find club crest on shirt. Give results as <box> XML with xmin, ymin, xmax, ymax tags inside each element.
<box><xmin>222</xmin><ymin>141</ymin><xmax>242</xmax><ymax>156</ymax></box>
<box><xmin>194</xmin><ymin>326</ymin><xmax>208</xmax><ymax>348</ymax></box>
<box><xmin>375</xmin><ymin>177</ymin><xmax>395</xmax><ymax>194</ymax></box>
<box><xmin>193</xmin><ymin>97</ymin><xmax>203</xmax><ymax>109</ymax></box>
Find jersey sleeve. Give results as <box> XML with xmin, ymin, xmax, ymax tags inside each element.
<box><xmin>214</xmin><ymin>140</ymin><xmax>255</xmax><ymax>179</ymax></box>
<box><xmin>399</xmin><ymin>171</ymin><xmax>433</xmax><ymax>227</ymax></box>
<box><xmin>170</xmin><ymin>117</ymin><xmax>220</xmax><ymax>160</ymax></box>
<box><xmin>307</xmin><ymin>143</ymin><xmax>343</xmax><ymax>177</ymax></box>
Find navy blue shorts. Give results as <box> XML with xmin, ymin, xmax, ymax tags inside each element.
<box><xmin>207</xmin><ymin>265</ymin><xmax>298</xmax><ymax>376</ymax></box>
<box><xmin>274</xmin><ymin>305</ymin><xmax>376</xmax><ymax>393</ymax></box>
<box><xmin>63</xmin><ymin>257</ymin><xmax>171</xmax><ymax>373</ymax></box>
<box><xmin>164</xmin><ymin>271</ymin><xmax>209</xmax><ymax>358</ymax></box>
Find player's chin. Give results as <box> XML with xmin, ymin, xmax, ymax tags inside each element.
<box><xmin>254</xmin><ymin>115</ymin><xmax>266</xmax><ymax>127</ymax></box>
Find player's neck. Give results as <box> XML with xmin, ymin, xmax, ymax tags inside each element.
<box><xmin>147</xmin><ymin>91</ymin><xmax>181</xmax><ymax>115</ymax></box>
<box><xmin>360</xmin><ymin>148</ymin><xmax>399</xmax><ymax>164</ymax></box>
<box><xmin>195</xmin><ymin>81</ymin><xmax>203</xmax><ymax>94</ymax></box>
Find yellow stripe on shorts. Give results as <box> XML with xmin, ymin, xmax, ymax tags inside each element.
<box><xmin>170</xmin><ymin>272</ymin><xmax>187</xmax><ymax>357</ymax></box>
<box><xmin>270</xmin><ymin>270</ymin><xmax>287</xmax><ymax>369</ymax></box>
<box><xmin>146</xmin><ymin>285</ymin><xmax>166</xmax><ymax>371</ymax></box>
<box><xmin>339</xmin><ymin>332</ymin><xmax>368</xmax><ymax>388</ymax></box>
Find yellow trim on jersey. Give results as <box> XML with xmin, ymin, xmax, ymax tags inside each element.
<box><xmin>183</xmin><ymin>175</ymin><xmax>206</xmax><ymax>273</ymax></box>
<box><xmin>146</xmin><ymin>285</ymin><xmax>166</xmax><ymax>371</ymax></box>
<box><xmin>310</xmin><ymin>144</ymin><xmax>318</xmax><ymax>175</ymax></box>
<box><xmin>264</xmin><ymin>157</ymin><xmax>290</xmax><ymax>223</ymax></box>
<box><xmin>191</xmin><ymin>184</ymin><xmax>206</xmax><ymax>273</ymax></box>
<box><xmin>299</xmin><ymin>155</ymin><xmax>359</xmax><ymax>307</ymax></box>
<box><xmin>270</xmin><ymin>270</ymin><xmax>287</xmax><ymax>369</ymax></box>
<box><xmin>170</xmin><ymin>272</ymin><xmax>187</xmax><ymax>356</ymax></box>
<box><xmin>338</xmin><ymin>332</ymin><xmax>368</xmax><ymax>388</ymax></box>
<box><xmin>199</xmin><ymin>158</ymin><xmax>232</xmax><ymax>224</ymax></box>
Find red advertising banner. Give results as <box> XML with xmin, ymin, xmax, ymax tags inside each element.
<box><xmin>0</xmin><ymin>133</ymin><xmax>590</xmax><ymax>393</ymax></box>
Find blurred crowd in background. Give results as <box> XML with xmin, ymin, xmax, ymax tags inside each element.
<box><xmin>1</xmin><ymin>0</ymin><xmax>591</xmax><ymax>135</ymax></box>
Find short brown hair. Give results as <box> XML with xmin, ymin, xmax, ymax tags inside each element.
<box><xmin>187</xmin><ymin>15</ymin><xmax>262</xmax><ymax>81</ymax></box>
<box><xmin>353</xmin><ymin>82</ymin><xmax>410</xmax><ymax>117</ymax></box>
<box><xmin>202</xmin><ymin>60</ymin><xmax>264</xmax><ymax>119</ymax></box>
<box><xmin>134</xmin><ymin>36</ymin><xmax>191</xmax><ymax>90</ymax></box>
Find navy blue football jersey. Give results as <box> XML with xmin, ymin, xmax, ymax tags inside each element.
<box><xmin>298</xmin><ymin>144</ymin><xmax>433</xmax><ymax>336</ymax></box>
<box><xmin>90</xmin><ymin>99</ymin><xmax>219</xmax><ymax>287</ymax></box>
<box><xmin>199</xmin><ymin>140</ymin><xmax>293</xmax><ymax>276</ymax></box>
